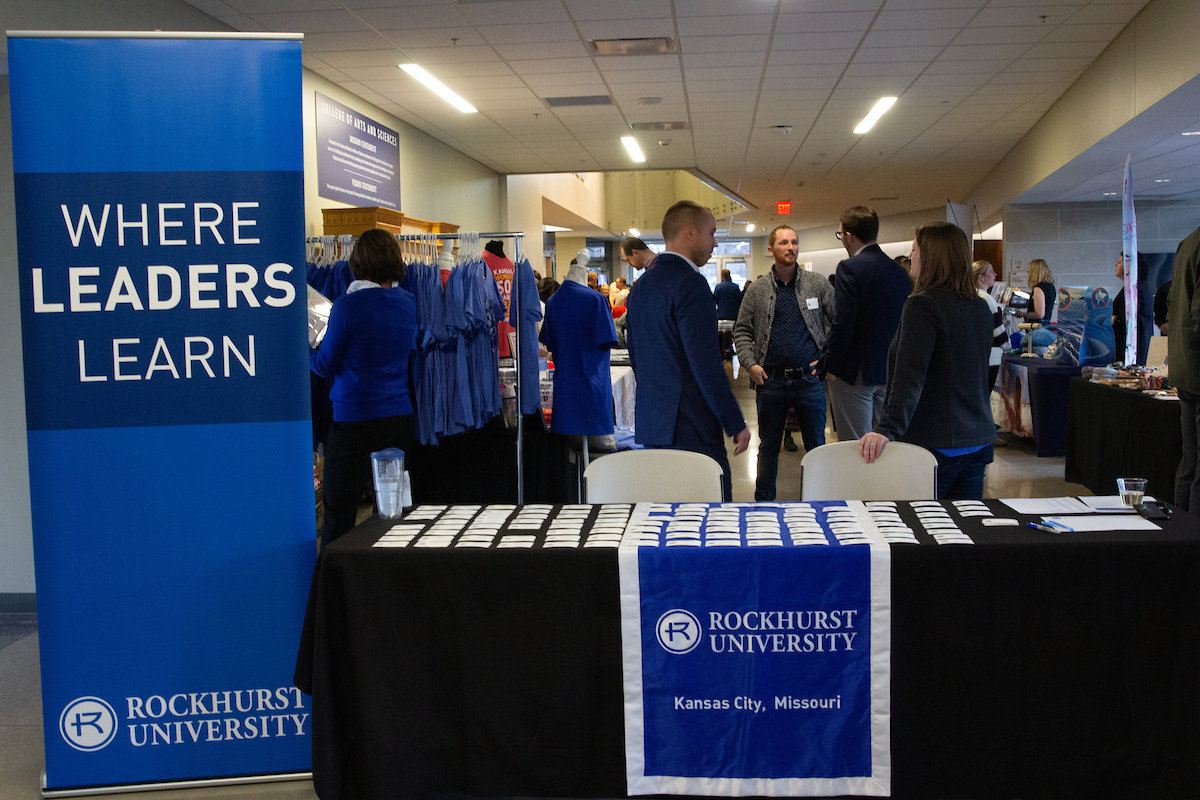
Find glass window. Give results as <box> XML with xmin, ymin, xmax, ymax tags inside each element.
<box><xmin>713</xmin><ymin>240</ymin><xmax>751</xmax><ymax>256</ymax></box>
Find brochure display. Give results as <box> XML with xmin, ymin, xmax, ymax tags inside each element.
<box><xmin>9</xmin><ymin>33</ymin><xmax>314</xmax><ymax>791</ymax></box>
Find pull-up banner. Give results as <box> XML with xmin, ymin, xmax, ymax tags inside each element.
<box><xmin>9</xmin><ymin>33</ymin><xmax>314</xmax><ymax>792</ymax></box>
<box><xmin>619</xmin><ymin>502</ymin><xmax>890</xmax><ymax>796</ymax></box>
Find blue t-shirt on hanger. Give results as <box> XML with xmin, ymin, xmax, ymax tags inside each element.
<box><xmin>509</xmin><ymin>257</ymin><xmax>543</xmax><ymax>415</ymax></box>
<box><xmin>539</xmin><ymin>278</ymin><xmax>617</xmax><ymax>435</ymax></box>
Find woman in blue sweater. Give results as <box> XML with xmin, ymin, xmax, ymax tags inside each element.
<box><xmin>859</xmin><ymin>222</ymin><xmax>996</xmax><ymax>499</ymax></box>
<box><xmin>311</xmin><ymin>229</ymin><xmax>418</xmax><ymax>545</ymax></box>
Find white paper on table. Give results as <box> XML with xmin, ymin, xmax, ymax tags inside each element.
<box><xmin>1042</xmin><ymin>515</ymin><xmax>1161</xmax><ymax>532</ymax></box>
<box><xmin>1000</xmin><ymin>497</ymin><xmax>1092</xmax><ymax>515</ymax></box>
<box><xmin>1079</xmin><ymin>495</ymin><xmax>1156</xmax><ymax>513</ymax></box>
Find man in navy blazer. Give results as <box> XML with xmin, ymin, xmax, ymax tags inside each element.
<box><xmin>627</xmin><ymin>200</ymin><xmax>750</xmax><ymax>500</ymax></box>
<box><xmin>826</xmin><ymin>206</ymin><xmax>912</xmax><ymax>440</ymax></box>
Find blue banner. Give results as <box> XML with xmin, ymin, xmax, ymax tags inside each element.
<box><xmin>9</xmin><ymin>34</ymin><xmax>313</xmax><ymax>790</ymax></box>
<box><xmin>619</xmin><ymin>502</ymin><xmax>890</xmax><ymax>796</ymax></box>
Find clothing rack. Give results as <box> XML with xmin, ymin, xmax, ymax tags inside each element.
<box><xmin>392</xmin><ymin>231</ymin><xmax>529</xmax><ymax>503</ymax></box>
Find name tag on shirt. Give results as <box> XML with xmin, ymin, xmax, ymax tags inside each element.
<box><xmin>806</xmin><ymin>297</ymin><xmax>820</xmax><ymax>310</ymax></box>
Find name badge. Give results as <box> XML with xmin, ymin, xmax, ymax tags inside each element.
<box><xmin>806</xmin><ymin>297</ymin><xmax>820</xmax><ymax>310</ymax></box>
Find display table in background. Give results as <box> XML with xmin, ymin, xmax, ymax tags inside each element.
<box><xmin>610</xmin><ymin>365</ymin><xmax>636</xmax><ymax>427</ymax></box>
<box><xmin>296</xmin><ymin>502</ymin><xmax>1200</xmax><ymax>800</ymax></box>
<box><xmin>1066</xmin><ymin>377</ymin><xmax>1182</xmax><ymax>499</ymax></box>
<box><xmin>996</xmin><ymin>354</ymin><xmax>1082</xmax><ymax>456</ymax></box>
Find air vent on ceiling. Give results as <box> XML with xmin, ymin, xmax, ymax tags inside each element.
<box><xmin>543</xmin><ymin>95</ymin><xmax>613</xmax><ymax>108</ymax></box>
<box><xmin>630</xmin><ymin>121</ymin><xmax>689</xmax><ymax>131</ymax></box>
<box><xmin>590</xmin><ymin>37</ymin><xmax>678</xmax><ymax>57</ymax></box>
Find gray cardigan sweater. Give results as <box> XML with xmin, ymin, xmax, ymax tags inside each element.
<box><xmin>733</xmin><ymin>268</ymin><xmax>834</xmax><ymax>370</ymax></box>
<box><xmin>875</xmin><ymin>288</ymin><xmax>995</xmax><ymax>449</ymax></box>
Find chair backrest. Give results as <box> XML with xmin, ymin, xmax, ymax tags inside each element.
<box><xmin>799</xmin><ymin>441</ymin><xmax>937</xmax><ymax>501</ymax></box>
<box><xmin>584</xmin><ymin>450</ymin><xmax>723</xmax><ymax>503</ymax></box>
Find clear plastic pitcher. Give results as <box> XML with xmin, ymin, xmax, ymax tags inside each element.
<box><xmin>370</xmin><ymin>448</ymin><xmax>405</xmax><ymax>520</ymax></box>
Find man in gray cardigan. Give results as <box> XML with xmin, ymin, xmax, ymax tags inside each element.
<box><xmin>734</xmin><ymin>225</ymin><xmax>834</xmax><ymax>500</ymax></box>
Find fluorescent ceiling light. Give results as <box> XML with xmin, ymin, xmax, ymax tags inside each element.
<box><xmin>629</xmin><ymin>228</ymin><xmax>641</xmax><ymax>236</ymax></box>
<box><xmin>745</xmin><ymin>223</ymin><xmax>756</xmax><ymax>232</ymax></box>
<box><xmin>543</xmin><ymin>225</ymin><xmax>572</xmax><ymax>232</ymax></box>
<box><xmin>399</xmin><ymin>64</ymin><xmax>477</xmax><ymax>113</ymax></box>
<box><xmin>853</xmin><ymin>97</ymin><xmax>897</xmax><ymax>134</ymax></box>
<box><xmin>621</xmin><ymin>136</ymin><xmax>646</xmax><ymax>163</ymax></box>
<box><xmin>1182</xmin><ymin>131</ymin><xmax>1200</xmax><ymax>136</ymax></box>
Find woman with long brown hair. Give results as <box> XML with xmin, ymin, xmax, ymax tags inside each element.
<box><xmin>859</xmin><ymin>222</ymin><xmax>996</xmax><ymax>498</ymax></box>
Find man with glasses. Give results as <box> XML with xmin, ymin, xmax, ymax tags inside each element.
<box><xmin>734</xmin><ymin>225</ymin><xmax>834</xmax><ymax>500</ymax></box>
<box><xmin>826</xmin><ymin>206</ymin><xmax>911</xmax><ymax>441</ymax></box>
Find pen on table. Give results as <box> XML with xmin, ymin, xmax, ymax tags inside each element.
<box><xmin>1027</xmin><ymin>522</ymin><xmax>1062</xmax><ymax>534</ymax></box>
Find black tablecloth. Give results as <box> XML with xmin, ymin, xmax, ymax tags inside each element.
<box><xmin>296</xmin><ymin>503</ymin><xmax>1200</xmax><ymax>800</ymax></box>
<box><xmin>1065</xmin><ymin>378</ymin><xmax>1182</xmax><ymax>499</ymax></box>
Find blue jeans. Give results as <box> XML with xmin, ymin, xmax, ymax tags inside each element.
<box><xmin>755</xmin><ymin>374</ymin><xmax>826</xmax><ymax>501</ymax></box>
<box><xmin>933</xmin><ymin>444</ymin><xmax>994</xmax><ymax>499</ymax></box>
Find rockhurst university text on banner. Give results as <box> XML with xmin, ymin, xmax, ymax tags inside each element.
<box><xmin>9</xmin><ymin>33</ymin><xmax>314</xmax><ymax>791</ymax></box>
<box><xmin>618</xmin><ymin>502</ymin><xmax>890</xmax><ymax>796</ymax></box>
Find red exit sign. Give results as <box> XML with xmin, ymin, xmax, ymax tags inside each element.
<box><xmin>776</xmin><ymin>201</ymin><xmax>792</xmax><ymax>215</ymax></box>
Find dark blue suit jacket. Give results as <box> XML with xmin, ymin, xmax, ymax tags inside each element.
<box><xmin>712</xmin><ymin>279</ymin><xmax>742</xmax><ymax>320</ymax></box>
<box><xmin>826</xmin><ymin>243</ymin><xmax>911</xmax><ymax>386</ymax></box>
<box><xmin>627</xmin><ymin>254</ymin><xmax>745</xmax><ymax>448</ymax></box>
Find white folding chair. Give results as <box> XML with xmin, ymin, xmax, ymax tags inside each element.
<box><xmin>799</xmin><ymin>440</ymin><xmax>937</xmax><ymax>501</ymax></box>
<box><xmin>583</xmin><ymin>450</ymin><xmax>724</xmax><ymax>503</ymax></box>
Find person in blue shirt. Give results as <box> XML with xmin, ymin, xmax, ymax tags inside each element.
<box><xmin>311</xmin><ymin>229</ymin><xmax>418</xmax><ymax>546</ymax></box>
<box><xmin>713</xmin><ymin>269</ymin><xmax>742</xmax><ymax>321</ymax></box>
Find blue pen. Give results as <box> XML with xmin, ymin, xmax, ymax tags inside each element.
<box><xmin>1026</xmin><ymin>522</ymin><xmax>1061</xmax><ymax>534</ymax></box>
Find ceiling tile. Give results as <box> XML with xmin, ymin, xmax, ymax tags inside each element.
<box><xmin>494</xmin><ymin>41</ymin><xmax>589</xmax><ymax>60</ymax></box>
<box><xmin>874</xmin><ymin>8</ymin><xmax>978</xmax><ymax>29</ymax></box>
<box><xmin>1041</xmin><ymin>22</ymin><xmax>1126</xmax><ymax>41</ymax></box>
<box><xmin>603</xmin><ymin>69</ymin><xmax>682</xmax><ymax>84</ymax></box>
<box><xmin>679</xmin><ymin>34</ymin><xmax>771</xmax><ymax>53</ymax></box>
<box><xmin>683</xmin><ymin>51</ymin><xmax>770</xmax><ymax>67</ymax></box>
<box><xmin>1005</xmin><ymin>56</ymin><xmax>1093</xmax><ymax>72</ymax></box>
<box><xmin>686</xmin><ymin>78</ymin><xmax>762</xmax><ymax>92</ymax></box>
<box><xmin>853</xmin><ymin>45</ymin><xmax>945</xmax><ymax>61</ymax></box>
<box><xmin>480</xmin><ymin>22</ymin><xmax>581</xmax><ymax>45</ymax></box>
<box><xmin>679</xmin><ymin>14</ymin><xmax>775</xmax><ymax>36</ymax></box>
<box><xmin>399</xmin><ymin>45</ymin><xmax>500</xmax><ymax>64</ymax></box>
<box><xmin>455</xmin><ymin>0</ymin><xmax>570</xmax><ymax>25</ymax></box>
<box><xmin>768</xmin><ymin>63</ymin><xmax>846</xmax><ymax>77</ymax></box>
<box><xmin>590</xmin><ymin>54</ymin><xmax>679</xmax><ymax>71</ymax></box>
<box><xmin>924</xmin><ymin>58</ymin><xmax>1010</xmax><ymax>73</ymax></box>
<box><xmin>939</xmin><ymin>43</ymin><xmax>1033</xmax><ymax>59</ymax></box>
<box><xmin>770</xmin><ymin>31</ymin><xmax>866</xmax><ymax>50</ymax></box>
<box><xmin>223</xmin><ymin>0</ymin><xmax>340</xmax><ymax>11</ymax></box>
<box><xmin>769</xmin><ymin>48</ymin><xmax>855</xmax><ymax>64</ymax></box>
<box><xmin>1063</xmin><ymin>3</ymin><xmax>1144</xmax><ymax>25</ymax></box>
<box><xmin>565</xmin><ymin>0</ymin><xmax>673</xmax><ymax>20</ymax></box>
<box><xmin>861</xmin><ymin>27</ymin><xmax>960</xmax><ymax>47</ymax></box>
<box><xmin>844</xmin><ymin>60</ymin><xmax>928</xmax><ymax>75</ymax></box>
<box><xmin>353</xmin><ymin>5</ymin><xmax>468</xmax><ymax>29</ymax></box>
<box><xmin>303</xmin><ymin>30</ymin><xmax>392</xmax><ymax>51</ymax></box>
<box><xmin>674</xmin><ymin>0</ymin><xmax>768</xmax><ymax>15</ymax></box>
<box><xmin>775</xmin><ymin>11</ymin><xmax>878</xmax><ymax>32</ymax></box>
<box><xmin>317</xmin><ymin>48</ymin><xmax>405</xmax><ymax>67</ymax></box>
<box><xmin>684</xmin><ymin>66</ymin><xmax>764</xmax><ymax>81</ymax></box>
<box><xmin>761</xmin><ymin>76</ymin><xmax>838</xmax><ymax>91</ymax></box>
<box><xmin>575</xmin><ymin>18</ymin><xmax>676</xmax><ymax>39</ymax></box>
<box><xmin>952</xmin><ymin>24</ymin><xmax>1050</xmax><ymax>45</ymax></box>
<box><xmin>248</xmin><ymin>9</ymin><xmax>370</xmax><ymax>31</ymax></box>
<box><xmin>509</xmin><ymin>58</ymin><xmax>597</xmax><ymax>75</ymax></box>
<box><xmin>971</xmin><ymin>5</ymin><xmax>1082</xmax><ymax>25</ymax></box>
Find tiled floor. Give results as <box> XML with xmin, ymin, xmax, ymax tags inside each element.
<box><xmin>0</xmin><ymin>373</ymin><xmax>1092</xmax><ymax>799</ymax></box>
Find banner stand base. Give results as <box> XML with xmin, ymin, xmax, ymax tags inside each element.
<box><xmin>42</xmin><ymin>771</ymin><xmax>313</xmax><ymax>798</ymax></box>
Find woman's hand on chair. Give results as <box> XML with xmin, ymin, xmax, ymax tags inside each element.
<box><xmin>859</xmin><ymin>432</ymin><xmax>890</xmax><ymax>464</ymax></box>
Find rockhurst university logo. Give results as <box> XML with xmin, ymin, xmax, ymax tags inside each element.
<box><xmin>656</xmin><ymin>608</ymin><xmax>862</xmax><ymax>655</ymax></box>
<box><xmin>60</xmin><ymin>697</ymin><xmax>118</xmax><ymax>752</ymax></box>
<box><xmin>656</xmin><ymin>609</ymin><xmax>701</xmax><ymax>654</ymax></box>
